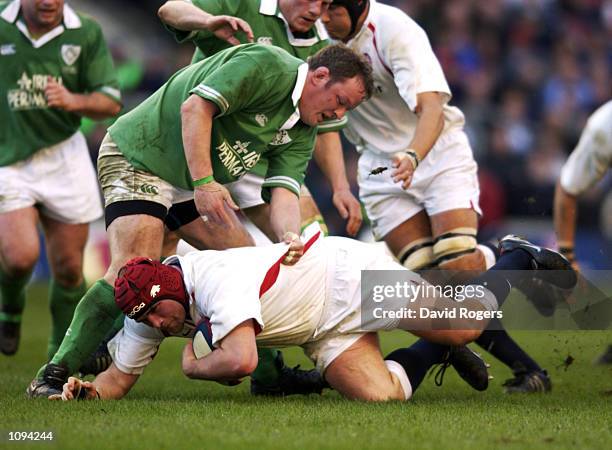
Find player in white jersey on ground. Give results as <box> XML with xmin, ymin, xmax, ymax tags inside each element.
<box><xmin>554</xmin><ymin>100</ymin><xmax>612</xmax><ymax>364</ymax></box>
<box><xmin>322</xmin><ymin>0</ymin><xmax>555</xmax><ymax>392</ymax></box>
<box><xmin>54</xmin><ymin>225</ymin><xmax>575</xmax><ymax>402</ymax></box>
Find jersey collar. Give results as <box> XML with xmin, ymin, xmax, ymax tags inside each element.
<box><xmin>259</xmin><ymin>0</ymin><xmax>329</xmax><ymax>47</ymax></box>
<box><xmin>280</xmin><ymin>62</ymin><xmax>308</xmax><ymax>130</ymax></box>
<box><xmin>1</xmin><ymin>0</ymin><xmax>82</xmax><ymax>48</ymax></box>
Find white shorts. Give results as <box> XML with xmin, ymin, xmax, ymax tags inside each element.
<box><xmin>357</xmin><ymin>130</ymin><xmax>482</xmax><ymax>240</ymax></box>
<box><xmin>0</xmin><ymin>131</ymin><xmax>103</xmax><ymax>223</ymax></box>
<box><xmin>226</xmin><ymin>173</ymin><xmax>311</xmax><ymax>210</ymax></box>
<box><xmin>301</xmin><ymin>237</ymin><xmax>420</xmax><ymax>373</ymax></box>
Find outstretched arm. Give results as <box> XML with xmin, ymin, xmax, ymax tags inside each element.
<box><xmin>56</xmin><ymin>363</ymin><xmax>139</xmax><ymax>401</ymax></box>
<box><xmin>158</xmin><ymin>0</ymin><xmax>253</xmax><ymax>45</ymax></box>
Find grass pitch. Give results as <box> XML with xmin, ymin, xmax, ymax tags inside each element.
<box><xmin>1</xmin><ymin>284</ymin><xmax>611</xmax><ymax>450</ymax></box>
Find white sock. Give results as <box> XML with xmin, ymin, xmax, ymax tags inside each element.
<box><xmin>477</xmin><ymin>244</ymin><xmax>497</xmax><ymax>269</ymax></box>
<box><xmin>385</xmin><ymin>360</ymin><xmax>413</xmax><ymax>400</ymax></box>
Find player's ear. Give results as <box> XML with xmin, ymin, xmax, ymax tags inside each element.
<box><xmin>311</xmin><ymin>66</ymin><xmax>331</xmax><ymax>86</ymax></box>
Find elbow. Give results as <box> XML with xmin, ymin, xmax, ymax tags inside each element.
<box><xmin>228</xmin><ymin>352</ymin><xmax>258</xmax><ymax>379</ymax></box>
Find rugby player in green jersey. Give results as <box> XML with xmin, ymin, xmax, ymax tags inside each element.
<box><xmin>0</xmin><ymin>0</ymin><xmax>121</xmax><ymax>357</ymax></box>
<box><xmin>158</xmin><ymin>0</ymin><xmax>362</xmax><ymax>237</ymax></box>
<box><xmin>157</xmin><ymin>0</ymin><xmax>362</xmax><ymax>395</ymax></box>
<box><xmin>27</xmin><ymin>42</ymin><xmax>373</xmax><ymax>398</ymax></box>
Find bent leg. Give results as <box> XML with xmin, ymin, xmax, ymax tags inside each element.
<box><xmin>324</xmin><ymin>333</ymin><xmax>409</xmax><ymax>401</ymax></box>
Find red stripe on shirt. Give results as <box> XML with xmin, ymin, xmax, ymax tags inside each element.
<box><xmin>368</xmin><ymin>22</ymin><xmax>393</xmax><ymax>76</ymax></box>
<box><xmin>258</xmin><ymin>231</ymin><xmax>322</xmax><ymax>298</ymax></box>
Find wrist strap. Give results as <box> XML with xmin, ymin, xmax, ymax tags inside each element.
<box><xmin>405</xmin><ymin>150</ymin><xmax>420</xmax><ymax>169</ymax></box>
<box><xmin>193</xmin><ymin>175</ymin><xmax>215</xmax><ymax>187</ymax></box>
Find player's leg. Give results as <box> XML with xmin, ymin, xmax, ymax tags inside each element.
<box><xmin>0</xmin><ymin>207</ymin><xmax>40</xmax><ymax>355</ymax></box>
<box><xmin>324</xmin><ymin>333</ymin><xmax>410</xmax><ymax>401</ymax></box>
<box><xmin>40</xmin><ymin>216</ymin><xmax>89</xmax><ymax>360</ymax></box>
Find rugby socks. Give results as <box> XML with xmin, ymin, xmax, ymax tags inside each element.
<box><xmin>251</xmin><ymin>348</ymin><xmax>281</xmax><ymax>385</ymax></box>
<box><xmin>476</xmin><ymin>323</ymin><xmax>542</xmax><ymax>373</ymax></box>
<box><xmin>476</xmin><ymin>242</ymin><xmax>499</xmax><ymax>269</ymax></box>
<box><xmin>0</xmin><ymin>267</ymin><xmax>31</xmax><ymax>324</ymax></box>
<box><xmin>385</xmin><ymin>339</ymin><xmax>449</xmax><ymax>395</ymax></box>
<box><xmin>47</xmin><ymin>279</ymin><xmax>87</xmax><ymax>360</ymax></box>
<box><xmin>37</xmin><ymin>279</ymin><xmax>121</xmax><ymax>378</ymax></box>
<box><xmin>468</xmin><ymin>249</ymin><xmax>534</xmax><ymax>309</ymax></box>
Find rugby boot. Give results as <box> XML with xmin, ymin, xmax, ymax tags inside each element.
<box><xmin>432</xmin><ymin>345</ymin><xmax>490</xmax><ymax>391</ymax></box>
<box><xmin>26</xmin><ymin>363</ymin><xmax>68</xmax><ymax>398</ymax></box>
<box><xmin>250</xmin><ymin>351</ymin><xmax>328</xmax><ymax>396</ymax></box>
<box><xmin>503</xmin><ymin>369</ymin><xmax>551</xmax><ymax>393</ymax></box>
<box><xmin>499</xmin><ymin>235</ymin><xmax>577</xmax><ymax>290</ymax></box>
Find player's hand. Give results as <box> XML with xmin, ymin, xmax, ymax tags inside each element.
<box><xmin>205</xmin><ymin>15</ymin><xmax>254</xmax><ymax>46</ymax></box>
<box><xmin>194</xmin><ymin>181</ymin><xmax>239</xmax><ymax>228</ymax></box>
<box><xmin>45</xmin><ymin>77</ymin><xmax>79</xmax><ymax>112</ymax></box>
<box><xmin>391</xmin><ymin>152</ymin><xmax>418</xmax><ymax>190</ymax></box>
<box><xmin>49</xmin><ymin>377</ymin><xmax>99</xmax><ymax>401</ymax></box>
<box><xmin>282</xmin><ymin>231</ymin><xmax>304</xmax><ymax>266</ymax></box>
<box><xmin>332</xmin><ymin>188</ymin><xmax>362</xmax><ymax>236</ymax></box>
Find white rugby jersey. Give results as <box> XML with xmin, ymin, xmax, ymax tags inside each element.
<box><xmin>560</xmin><ymin>100</ymin><xmax>612</xmax><ymax>195</ymax></box>
<box><xmin>109</xmin><ymin>225</ymin><xmax>328</xmax><ymax>374</ymax></box>
<box><xmin>341</xmin><ymin>0</ymin><xmax>466</xmax><ymax>154</ymax></box>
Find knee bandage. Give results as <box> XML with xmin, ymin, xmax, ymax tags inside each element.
<box><xmin>397</xmin><ymin>238</ymin><xmax>435</xmax><ymax>270</ymax></box>
<box><xmin>432</xmin><ymin>227</ymin><xmax>478</xmax><ymax>266</ymax></box>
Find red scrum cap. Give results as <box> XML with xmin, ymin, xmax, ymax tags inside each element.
<box><xmin>114</xmin><ymin>257</ymin><xmax>188</xmax><ymax>321</ymax></box>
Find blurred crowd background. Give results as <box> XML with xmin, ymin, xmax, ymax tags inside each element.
<box><xmin>57</xmin><ymin>0</ymin><xmax>611</xmax><ymax>278</ymax></box>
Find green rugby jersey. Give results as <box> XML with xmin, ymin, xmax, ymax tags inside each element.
<box><xmin>166</xmin><ymin>0</ymin><xmax>346</xmax><ymax>146</ymax></box>
<box><xmin>0</xmin><ymin>0</ymin><xmax>121</xmax><ymax>166</ymax></box>
<box><xmin>109</xmin><ymin>44</ymin><xmax>316</xmax><ymax>201</ymax></box>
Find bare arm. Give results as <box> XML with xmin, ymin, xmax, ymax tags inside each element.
<box><xmin>182</xmin><ymin>320</ymin><xmax>259</xmax><ymax>382</ymax></box>
<box><xmin>158</xmin><ymin>1</ymin><xmax>253</xmax><ymax>45</ymax></box>
<box><xmin>57</xmin><ymin>363</ymin><xmax>139</xmax><ymax>401</ymax></box>
<box><xmin>553</xmin><ymin>181</ymin><xmax>578</xmax><ymax>266</ymax></box>
<box><xmin>269</xmin><ymin>187</ymin><xmax>305</xmax><ymax>265</ymax></box>
<box><xmin>45</xmin><ymin>79</ymin><xmax>121</xmax><ymax>120</ymax></box>
<box><xmin>313</xmin><ymin>132</ymin><xmax>362</xmax><ymax>236</ymax></box>
<box><xmin>392</xmin><ymin>91</ymin><xmax>444</xmax><ymax>189</ymax></box>
<box><xmin>181</xmin><ymin>95</ymin><xmax>239</xmax><ymax>225</ymax></box>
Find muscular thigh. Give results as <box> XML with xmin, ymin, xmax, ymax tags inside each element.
<box><xmin>324</xmin><ymin>333</ymin><xmax>403</xmax><ymax>401</ymax></box>
<box><xmin>384</xmin><ymin>210</ymin><xmax>435</xmax><ymax>270</ymax></box>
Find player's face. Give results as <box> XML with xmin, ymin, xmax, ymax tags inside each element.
<box><xmin>141</xmin><ymin>300</ymin><xmax>186</xmax><ymax>335</ymax></box>
<box><xmin>299</xmin><ymin>69</ymin><xmax>366</xmax><ymax>126</ymax></box>
<box><xmin>321</xmin><ymin>5</ymin><xmax>352</xmax><ymax>41</ymax></box>
<box><xmin>21</xmin><ymin>0</ymin><xmax>64</xmax><ymax>31</ymax></box>
<box><xmin>280</xmin><ymin>0</ymin><xmax>332</xmax><ymax>33</ymax></box>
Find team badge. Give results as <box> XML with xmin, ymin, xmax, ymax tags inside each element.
<box><xmin>61</xmin><ymin>44</ymin><xmax>81</xmax><ymax>65</ymax></box>
<box><xmin>255</xmin><ymin>113</ymin><xmax>268</xmax><ymax>127</ymax></box>
<box><xmin>270</xmin><ymin>130</ymin><xmax>292</xmax><ymax>146</ymax></box>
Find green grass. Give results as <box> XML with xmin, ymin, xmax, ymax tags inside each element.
<box><xmin>1</xmin><ymin>284</ymin><xmax>611</xmax><ymax>450</ymax></box>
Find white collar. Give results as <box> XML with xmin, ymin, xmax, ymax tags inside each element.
<box><xmin>280</xmin><ymin>63</ymin><xmax>309</xmax><ymax>130</ymax></box>
<box><xmin>1</xmin><ymin>0</ymin><xmax>82</xmax><ymax>47</ymax></box>
<box><xmin>259</xmin><ymin>0</ymin><xmax>329</xmax><ymax>47</ymax></box>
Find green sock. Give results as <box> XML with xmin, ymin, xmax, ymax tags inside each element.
<box><xmin>36</xmin><ymin>279</ymin><xmax>121</xmax><ymax>378</ymax></box>
<box><xmin>47</xmin><ymin>279</ymin><xmax>87</xmax><ymax>360</ymax></box>
<box><xmin>0</xmin><ymin>266</ymin><xmax>31</xmax><ymax>322</ymax></box>
<box><xmin>251</xmin><ymin>348</ymin><xmax>282</xmax><ymax>386</ymax></box>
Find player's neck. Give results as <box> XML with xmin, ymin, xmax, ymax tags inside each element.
<box><xmin>21</xmin><ymin>14</ymin><xmax>62</xmax><ymax>39</ymax></box>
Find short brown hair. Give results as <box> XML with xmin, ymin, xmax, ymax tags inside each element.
<box><xmin>308</xmin><ymin>44</ymin><xmax>374</xmax><ymax>99</ymax></box>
